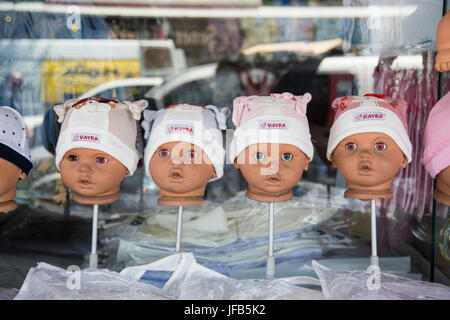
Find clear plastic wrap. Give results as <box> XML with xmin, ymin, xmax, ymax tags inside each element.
<box><xmin>121</xmin><ymin>252</ymin><xmax>324</xmax><ymax>300</ymax></box>
<box><xmin>13</xmin><ymin>253</ymin><xmax>324</xmax><ymax>300</ymax></box>
<box><xmin>14</xmin><ymin>262</ymin><xmax>174</xmax><ymax>300</ymax></box>
<box><xmin>312</xmin><ymin>260</ymin><xmax>450</xmax><ymax>300</ymax></box>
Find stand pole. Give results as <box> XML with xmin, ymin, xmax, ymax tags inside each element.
<box><xmin>370</xmin><ymin>199</ymin><xmax>379</xmax><ymax>266</ymax></box>
<box><xmin>175</xmin><ymin>206</ymin><xmax>183</xmax><ymax>253</ymax></box>
<box><xmin>89</xmin><ymin>204</ymin><xmax>99</xmax><ymax>268</ymax></box>
<box><xmin>266</xmin><ymin>202</ymin><xmax>275</xmax><ymax>279</ymax></box>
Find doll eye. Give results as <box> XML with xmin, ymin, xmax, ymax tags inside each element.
<box><xmin>345</xmin><ymin>143</ymin><xmax>357</xmax><ymax>151</ymax></box>
<box><xmin>158</xmin><ymin>149</ymin><xmax>170</xmax><ymax>158</ymax></box>
<box><xmin>281</xmin><ymin>153</ymin><xmax>293</xmax><ymax>161</ymax></box>
<box><xmin>66</xmin><ymin>154</ymin><xmax>79</xmax><ymax>161</ymax></box>
<box><xmin>187</xmin><ymin>150</ymin><xmax>198</xmax><ymax>159</ymax></box>
<box><xmin>374</xmin><ymin>143</ymin><xmax>387</xmax><ymax>151</ymax></box>
<box><xmin>96</xmin><ymin>156</ymin><xmax>108</xmax><ymax>164</ymax></box>
<box><xmin>254</xmin><ymin>152</ymin><xmax>265</xmax><ymax>160</ymax></box>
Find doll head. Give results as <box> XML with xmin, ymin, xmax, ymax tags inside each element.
<box><xmin>0</xmin><ymin>107</ymin><xmax>32</xmax><ymax>212</ymax></box>
<box><xmin>327</xmin><ymin>94</ymin><xmax>412</xmax><ymax>201</ymax></box>
<box><xmin>423</xmin><ymin>92</ymin><xmax>450</xmax><ymax>206</ymax></box>
<box><xmin>435</xmin><ymin>11</ymin><xmax>450</xmax><ymax>72</ymax></box>
<box><xmin>229</xmin><ymin>92</ymin><xmax>314</xmax><ymax>202</ymax></box>
<box><xmin>142</xmin><ymin>104</ymin><xmax>228</xmax><ymax>206</ymax></box>
<box><xmin>54</xmin><ymin>97</ymin><xmax>148</xmax><ymax>205</ymax></box>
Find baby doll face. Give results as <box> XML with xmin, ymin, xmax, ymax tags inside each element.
<box><xmin>0</xmin><ymin>157</ymin><xmax>26</xmax><ymax>202</ymax></box>
<box><xmin>59</xmin><ymin>148</ymin><xmax>128</xmax><ymax>200</ymax></box>
<box><xmin>149</xmin><ymin>141</ymin><xmax>216</xmax><ymax>197</ymax></box>
<box><xmin>330</xmin><ymin>132</ymin><xmax>407</xmax><ymax>192</ymax></box>
<box><xmin>234</xmin><ymin>143</ymin><xmax>309</xmax><ymax>202</ymax></box>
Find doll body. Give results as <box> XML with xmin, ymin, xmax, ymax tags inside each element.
<box><xmin>149</xmin><ymin>141</ymin><xmax>216</xmax><ymax>206</ymax></box>
<box><xmin>425</xmin><ymin>18</ymin><xmax>450</xmax><ymax>204</ymax></box>
<box><xmin>423</xmin><ymin>92</ymin><xmax>450</xmax><ymax>206</ymax></box>
<box><xmin>234</xmin><ymin>143</ymin><xmax>309</xmax><ymax>202</ymax></box>
<box><xmin>435</xmin><ymin>11</ymin><xmax>450</xmax><ymax>72</ymax></box>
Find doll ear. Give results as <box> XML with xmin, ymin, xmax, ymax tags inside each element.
<box><xmin>123</xmin><ymin>100</ymin><xmax>148</xmax><ymax>120</ymax></box>
<box><xmin>141</xmin><ymin>109</ymin><xmax>159</xmax><ymax>140</ymax></box>
<box><xmin>303</xmin><ymin>157</ymin><xmax>310</xmax><ymax>171</ymax></box>
<box><xmin>211</xmin><ymin>167</ymin><xmax>217</xmax><ymax>179</ymax></box>
<box><xmin>232</xmin><ymin>96</ymin><xmax>249</xmax><ymax>126</ymax></box>
<box><xmin>53</xmin><ymin>98</ymin><xmax>79</xmax><ymax>123</ymax></box>
<box><xmin>233</xmin><ymin>158</ymin><xmax>240</xmax><ymax>169</ymax></box>
<box><xmin>329</xmin><ymin>153</ymin><xmax>337</xmax><ymax>168</ymax></box>
<box><xmin>205</xmin><ymin>104</ymin><xmax>230</xmax><ymax>130</ymax></box>
<box><xmin>401</xmin><ymin>154</ymin><xmax>408</xmax><ymax>168</ymax></box>
<box><xmin>18</xmin><ymin>170</ymin><xmax>27</xmax><ymax>181</ymax></box>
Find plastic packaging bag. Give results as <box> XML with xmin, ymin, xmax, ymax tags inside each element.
<box><xmin>312</xmin><ymin>260</ymin><xmax>450</xmax><ymax>300</ymax></box>
<box><xmin>121</xmin><ymin>252</ymin><xmax>324</xmax><ymax>300</ymax></box>
<box><xmin>14</xmin><ymin>262</ymin><xmax>173</xmax><ymax>300</ymax></box>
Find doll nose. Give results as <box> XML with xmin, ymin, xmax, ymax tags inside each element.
<box><xmin>169</xmin><ymin>152</ymin><xmax>183</xmax><ymax>165</ymax></box>
<box><xmin>260</xmin><ymin>156</ymin><xmax>279</xmax><ymax>175</ymax></box>
<box><xmin>78</xmin><ymin>162</ymin><xmax>93</xmax><ymax>173</ymax></box>
<box><xmin>357</xmin><ymin>148</ymin><xmax>372</xmax><ymax>159</ymax></box>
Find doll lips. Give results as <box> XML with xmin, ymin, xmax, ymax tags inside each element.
<box><xmin>78</xmin><ymin>179</ymin><xmax>94</xmax><ymax>188</ymax></box>
<box><xmin>169</xmin><ymin>169</ymin><xmax>183</xmax><ymax>182</ymax></box>
<box><xmin>358</xmin><ymin>162</ymin><xmax>374</xmax><ymax>175</ymax></box>
<box><xmin>264</xmin><ymin>176</ymin><xmax>281</xmax><ymax>186</ymax></box>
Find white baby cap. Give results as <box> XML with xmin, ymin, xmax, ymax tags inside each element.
<box><xmin>0</xmin><ymin>106</ymin><xmax>33</xmax><ymax>174</ymax></box>
<box><xmin>53</xmin><ymin>97</ymin><xmax>148</xmax><ymax>176</ymax></box>
<box><xmin>142</xmin><ymin>104</ymin><xmax>230</xmax><ymax>182</ymax></box>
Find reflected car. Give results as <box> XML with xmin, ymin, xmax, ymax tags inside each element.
<box><xmin>78</xmin><ymin>77</ymin><xmax>164</xmax><ymax>107</ymax></box>
<box><xmin>144</xmin><ymin>63</ymin><xmax>218</xmax><ymax>109</ymax></box>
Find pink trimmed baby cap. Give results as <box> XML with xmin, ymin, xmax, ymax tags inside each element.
<box><xmin>228</xmin><ymin>92</ymin><xmax>314</xmax><ymax>162</ymax></box>
<box><xmin>327</xmin><ymin>94</ymin><xmax>412</xmax><ymax>163</ymax></box>
<box><xmin>423</xmin><ymin>92</ymin><xmax>450</xmax><ymax>178</ymax></box>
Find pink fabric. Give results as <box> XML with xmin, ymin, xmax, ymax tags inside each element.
<box><xmin>331</xmin><ymin>94</ymin><xmax>409</xmax><ymax>132</ymax></box>
<box><xmin>423</xmin><ymin>91</ymin><xmax>450</xmax><ymax>178</ymax></box>
<box><xmin>372</xmin><ymin>52</ymin><xmax>444</xmax><ymax>220</ymax></box>
<box><xmin>232</xmin><ymin>92</ymin><xmax>311</xmax><ymax>127</ymax></box>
